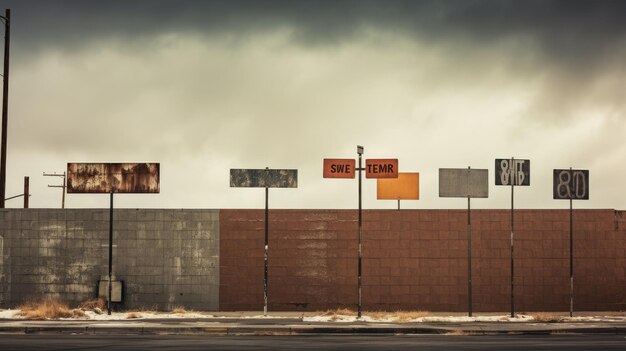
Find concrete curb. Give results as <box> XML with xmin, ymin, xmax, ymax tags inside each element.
<box><xmin>1</xmin><ymin>324</ymin><xmax>626</xmax><ymax>336</ymax></box>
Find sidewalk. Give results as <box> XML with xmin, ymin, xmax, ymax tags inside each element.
<box><xmin>2</xmin><ymin>311</ymin><xmax>626</xmax><ymax>335</ymax></box>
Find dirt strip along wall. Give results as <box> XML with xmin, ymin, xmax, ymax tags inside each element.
<box><xmin>219</xmin><ymin>209</ymin><xmax>626</xmax><ymax>312</ymax></box>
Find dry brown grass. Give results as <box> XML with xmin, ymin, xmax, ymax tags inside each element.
<box><xmin>365</xmin><ymin>310</ymin><xmax>432</xmax><ymax>322</ymax></box>
<box><xmin>171</xmin><ymin>306</ymin><xmax>188</xmax><ymax>314</ymax></box>
<box><xmin>531</xmin><ymin>312</ymin><xmax>563</xmax><ymax>323</ymax></box>
<box><xmin>126</xmin><ymin>312</ymin><xmax>141</xmax><ymax>319</ymax></box>
<box><xmin>17</xmin><ymin>298</ymin><xmax>85</xmax><ymax>320</ymax></box>
<box><xmin>78</xmin><ymin>298</ymin><xmax>105</xmax><ymax>312</ymax></box>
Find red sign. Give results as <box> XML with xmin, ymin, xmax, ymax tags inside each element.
<box><xmin>323</xmin><ymin>159</ymin><xmax>356</xmax><ymax>178</ymax></box>
<box><xmin>366</xmin><ymin>159</ymin><xmax>398</xmax><ymax>178</ymax></box>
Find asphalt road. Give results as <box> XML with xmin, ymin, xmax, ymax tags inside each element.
<box><xmin>0</xmin><ymin>334</ymin><xmax>625</xmax><ymax>351</ymax></box>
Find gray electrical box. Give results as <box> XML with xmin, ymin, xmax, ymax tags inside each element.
<box><xmin>98</xmin><ymin>276</ymin><xmax>123</xmax><ymax>303</ymax></box>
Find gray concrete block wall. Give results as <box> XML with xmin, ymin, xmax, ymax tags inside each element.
<box><xmin>0</xmin><ymin>209</ymin><xmax>219</xmax><ymax>311</ymax></box>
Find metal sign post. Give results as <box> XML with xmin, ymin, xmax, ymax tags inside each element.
<box><xmin>357</xmin><ymin>146</ymin><xmax>363</xmax><ymax>319</ymax></box>
<box><xmin>553</xmin><ymin>168</ymin><xmax>589</xmax><ymax>317</ymax></box>
<box><xmin>67</xmin><ymin>163</ymin><xmax>160</xmax><ymax>315</ymax></box>
<box><xmin>108</xmin><ymin>192</ymin><xmax>113</xmax><ymax>315</ymax></box>
<box><xmin>495</xmin><ymin>158</ymin><xmax>530</xmax><ymax>318</ymax></box>
<box><xmin>439</xmin><ymin>167</ymin><xmax>488</xmax><ymax>317</ymax></box>
<box><xmin>324</xmin><ymin>147</ymin><xmax>398</xmax><ymax>318</ymax></box>
<box><xmin>467</xmin><ymin>191</ymin><xmax>471</xmax><ymax>317</ymax></box>
<box><xmin>230</xmin><ymin>167</ymin><xmax>298</xmax><ymax>316</ymax></box>
<box><xmin>264</xmin><ymin>173</ymin><xmax>269</xmax><ymax>316</ymax></box>
<box><xmin>23</xmin><ymin>176</ymin><xmax>28</xmax><ymax>208</ymax></box>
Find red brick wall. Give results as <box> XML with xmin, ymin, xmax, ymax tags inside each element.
<box><xmin>219</xmin><ymin>209</ymin><xmax>626</xmax><ymax>312</ymax></box>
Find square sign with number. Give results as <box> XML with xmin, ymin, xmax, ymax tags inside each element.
<box><xmin>553</xmin><ymin>169</ymin><xmax>589</xmax><ymax>200</ymax></box>
<box><xmin>495</xmin><ymin>159</ymin><xmax>530</xmax><ymax>186</ymax></box>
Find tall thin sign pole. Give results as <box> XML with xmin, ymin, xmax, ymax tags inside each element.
<box><xmin>510</xmin><ymin>157</ymin><xmax>515</xmax><ymax>318</ymax></box>
<box><xmin>0</xmin><ymin>9</ymin><xmax>11</xmax><ymax>208</ymax></box>
<box><xmin>357</xmin><ymin>146</ymin><xmax>363</xmax><ymax>319</ymax></box>
<box><xmin>569</xmin><ymin>167</ymin><xmax>573</xmax><ymax>317</ymax></box>
<box><xmin>264</xmin><ymin>168</ymin><xmax>269</xmax><ymax>316</ymax></box>
<box><xmin>23</xmin><ymin>176</ymin><xmax>28</xmax><ymax>208</ymax></box>
<box><xmin>62</xmin><ymin>172</ymin><xmax>66</xmax><ymax>209</ymax></box>
<box><xmin>467</xmin><ymin>191</ymin><xmax>472</xmax><ymax>317</ymax></box>
<box><xmin>108</xmin><ymin>192</ymin><xmax>113</xmax><ymax>315</ymax></box>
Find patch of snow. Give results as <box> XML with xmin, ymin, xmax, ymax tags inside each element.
<box><xmin>302</xmin><ymin>314</ymin><xmax>576</xmax><ymax>323</ymax></box>
<box><xmin>4</xmin><ymin>308</ymin><xmax>626</xmax><ymax>323</ymax></box>
<box><xmin>0</xmin><ymin>309</ymin><xmax>19</xmax><ymax>319</ymax></box>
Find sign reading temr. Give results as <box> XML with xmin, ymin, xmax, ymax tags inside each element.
<box><xmin>439</xmin><ymin>168</ymin><xmax>488</xmax><ymax>198</ymax></box>
<box><xmin>553</xmin><ymin>169</ymin><xmax>589</xmax><ymax>200</ymax></box>
<box><xmin>495</xmin><ymin>159</ymin><xmax>530</xmax><ymax>186</ymax></box>
<box><xmin>365</xmin><ymin>159</ymin><xmax>398</xmax><ymax>179</ymax></box>
<box><xmin>230</xmin><ymin>169</ymin><xmax>297</xmax><ymax>188</ymax></box>
<box><xmin>323</xmin><ymin>159</ymin><xmax>356</xmax><ymax>179</ymax></box>
<box><xmin>67</xmin><ymin>163</ymin><xmax>160</xmax><ymax>193</ymax></box>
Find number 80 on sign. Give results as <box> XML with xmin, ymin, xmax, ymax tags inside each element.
<box><xmin>553</xmin><ymin>169</ymin><xmax>589</xmax><ymax>200</ymax></box>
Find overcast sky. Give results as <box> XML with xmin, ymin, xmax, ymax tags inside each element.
<box><xmin>1</xmin><ymin>0</ymin><xmax>625</xmax><ymax>210</ymax></box>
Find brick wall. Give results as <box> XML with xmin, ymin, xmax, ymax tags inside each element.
<box><xmin>220</xmin><ymin>209</ymin><xmax>626</xmax><ymax>312</ymax></box>
<box><xmin>2</xmin><ymin>208</ymin><xmax>624</xmax><ymax>312</ymax></box>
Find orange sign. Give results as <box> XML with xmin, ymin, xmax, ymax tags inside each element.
<box><xmin>323</xmin><ymin>159</ymin><xmax>356</xmax><ymax>178</ymax></box>
<box><xmin>365</xmin><ymin>159</ymin><xmax>398</xmax><ymax>178</ymax></box>
<box><xmin>377</xmin><ymin>172</ymin><xmax>419</xmax><ymax>200</ymax></box>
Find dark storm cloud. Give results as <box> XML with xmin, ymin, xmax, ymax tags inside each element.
<box><xmin>6</xmin><ymin>0</ymin><xmax>626</xmax><ymax>66</ymax></box>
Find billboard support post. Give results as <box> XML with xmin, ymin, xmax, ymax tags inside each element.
<box><xmin>467</xmin><ymin>195</ymin><xmax>471</xmax><ymax>316</ymax></box>
<box><xmin>510</xmin><ymin>157</ymin><xmax>515</xmax><ymax>318</ymax></box>
<box><xmin>569</xmin><ymin>167</ymin><xmax>573</xmax><ymax>318</ymax></box>
<box><xmin>23</xmin><ymin>176</ymin><xmax>28</xmax><ymax>208</ymax></box>
<box><xmin>108</xmin><ymin>192</ymin><xmax>113</xmax><ymax>315</ymax></box>
<box><xmin>357</xmin><ymin>146</ymin><xmax>363</xmax><ymax>319</ymax></box>
<box><xmin>264</xmin><ymin>168</ymin><xmax>269</xmax><ymax>316</ymax></box>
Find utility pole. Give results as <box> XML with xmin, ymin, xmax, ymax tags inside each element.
<box><xmin>23</xmin><ymin>175</ymin><xmax>28</xmax><ymax>208</ymax></box>
<box><xmin>3</xmin><ymin>175</ymin><xmax>29</xmax><ymax>207</ymax></box>
<box><xmin>44</xmin><ymin>172</ymin><xmax>66</xmax><ymax>208</ymax></box>
<box><xmin>0</xmin><ymin>9</ymin><xmax>11</xmax><ymax>208</ymax></box>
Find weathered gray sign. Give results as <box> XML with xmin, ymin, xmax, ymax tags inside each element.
<box><xmin>495</xmin><ymin>159</ymin><xmax>530</xmax><ymax>186</ymax></box>
<box><xmin>553</xmin><ymin>169</ymin><xmax>589</xmax><ymax>200</ymax></box>
<box><xmin>439</xmin><ymin>168</ymin><xmax>489</xmax><ymax>198</ymax></box>
<box><xmin>67</xmin><ymin>163</ymin><xmax>160</xmax><ymax>193</ymax></box>
<box><xmin>230</xmin><ymin>169</ymin><xmax>298</xmax><ymax>188</ymax></box>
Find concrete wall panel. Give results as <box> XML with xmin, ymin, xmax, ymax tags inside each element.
<box><xmin>0</xmin><ymin>209</ymin><xmax>219</xmax><ymax>311</ymax></box>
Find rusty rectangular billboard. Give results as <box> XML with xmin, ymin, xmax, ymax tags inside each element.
<box><xmin>67</xmin><ymin>163</ymin><xmax>160</xmax><ymax>193</ymax></box>
<box><xmin>230</xmin><ymin>169</ymin><xmax>298</xmax><ymax>188</ymax></box>
<box><xmin>377</xmin><ymin>172</ymin><xmax>420</xmax><ymax>200</ymax></box>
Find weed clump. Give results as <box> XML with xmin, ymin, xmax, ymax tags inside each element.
<box><xmin>17</xmin><ymin>298</ymin><xmax>85</xmax><ymax>320</ymax></box>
